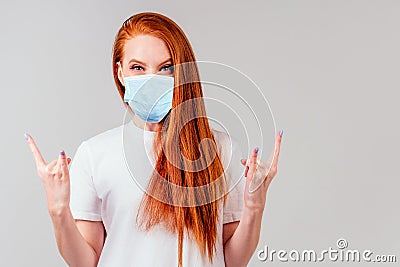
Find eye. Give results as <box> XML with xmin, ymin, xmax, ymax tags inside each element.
<box><xmin>160</xmin><ymin>64</ymin><xmax>174</xmax><ymax>72</ymax></box>
<box><xmin>130</xmin><ymin>65</ymin><xmax>144</xmax><ymax>71</ymax></box>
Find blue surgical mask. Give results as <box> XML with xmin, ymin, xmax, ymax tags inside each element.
<box><xmin>119</xmin><ymin>63</ymin><xmax>174</xmax><ymax>123</ymax></box>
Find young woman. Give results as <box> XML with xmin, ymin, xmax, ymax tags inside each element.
<box><xmin>25</xmin><ymin>12</ymin><xmax>283</xmax><ymax>267</ymax></box>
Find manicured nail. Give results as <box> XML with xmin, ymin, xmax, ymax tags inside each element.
<box><xmin>60</xmin><ymin>150</ymin><xmax>65</xmax><ymax>156</ymax></box>
<box><xmin>255</xmin><ymin>147</ymin><xmax>259</xmax><ymax>153</ymax></box>
<box><xmin>24</xmin><ymin>133</ymin><xmax>29</xmax><ymax>141</ymax></box>
<box><xmin>279</xmin><ymin>130</ymin><xmax>284</xmax><ymax>137</ymax></box>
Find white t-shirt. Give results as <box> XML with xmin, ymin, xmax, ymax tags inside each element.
<box><xmin>69</xmin><ymin>120</ymin><xmax>246</xmax><ymax>267</ymax></box>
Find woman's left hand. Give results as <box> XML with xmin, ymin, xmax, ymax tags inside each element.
<box><xmin>240</xmin><ymin>130</ymin><xmax>283</xmax><ymax>213</ymax></box>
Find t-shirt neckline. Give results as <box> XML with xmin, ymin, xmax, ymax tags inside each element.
<box><xmin>126</xmin><ymin>120</ymin><xmax>158</xmax><ymax>135</ymax></box>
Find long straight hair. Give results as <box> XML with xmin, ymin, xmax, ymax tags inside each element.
<box><xmin>112</xmin><ymin>12</ymin><xmax>228</xmax><ymax>266</ymax></box>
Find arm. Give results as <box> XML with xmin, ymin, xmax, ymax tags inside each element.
<box><xmin>224</xmin><ymin>130</ymin><xmax>283</xmax><ymax>267</ymax></box>
<box><xmin>223</xmin><ymin>207</ymin><xmax>263</xmax><ymax>267</ymax></box>
<box><xmin>222</xmin><ymin>221</ymin><xmax>239</xmax><ymax>247</ymax></box>
<box><xmin>25</xmin><ymin>134</ymin><xmax>104</xmax><ymax>267</ymax></box>
<box><xmin>50</xmin><ymin>208</ymin><xmax>104</xmax><ymax>267</ymax></box>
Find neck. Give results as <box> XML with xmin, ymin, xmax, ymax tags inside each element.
<box><xmin>132</xmin><ymin>114</ymin><xmax>160</xmax><ymax>132</ymax></box>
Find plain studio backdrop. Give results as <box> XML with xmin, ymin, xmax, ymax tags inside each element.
<box><xmin>1</xmin><ymin>0</ymin><xmax>399</xmax><ymax>266</ymax></box>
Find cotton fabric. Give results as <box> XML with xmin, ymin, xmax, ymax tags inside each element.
<box><xmin>69</xmin><ymin>121</ymin><xmax>246</xmax><ymax>266</ymax></box>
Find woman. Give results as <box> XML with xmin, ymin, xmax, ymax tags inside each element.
<box><xmin>25</xmin><ymin>12</ymin><xmax>283</xmax><ymax>267</ymax></box>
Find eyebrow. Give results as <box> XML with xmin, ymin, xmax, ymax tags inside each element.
<box><xmin>127</xmin><ymin>57</ymin><xmax>172</xmax><ymax>66</ymax></box>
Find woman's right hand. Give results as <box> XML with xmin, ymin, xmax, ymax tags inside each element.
<box><xmin>25</xmin><ymin>133</ymin><xmax>72</xmax><ymax>216</ymax></box>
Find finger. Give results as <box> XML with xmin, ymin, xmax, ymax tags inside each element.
<box><xmin>240</xmin><ymin>158</ymin><xmax>250</xmax><ymax>177</ymax></box>
<box><xmin>25</xmin><ymin>133</ymin><xmax>46</xmax><ymax>167</ymax></box>
<box><xmin>272</xmin><ymin>131</ymin><xmax>283</xmax><ymax>166</ymax></box>
<box><xmin>55</xmin><ymin>150</ymin><xmax>68</xmax><ymax>175</ymax></box>
<box><xmin>46</xmin><ymin>159</ymin><xmax>58</xmax><ymax>172</ymax></box>
<box><xmin>276</xmin><ymin>130</ymin><xmax>283</xmax><ymax>156</ymax></box>
<box><xmin>47</xmin><ymin>157</ymin><xmax>71</xmax><ymax>173</ymax></box>
<box><xmin>247</xmin><ymin>147</ymin><xmax>259</xmax><ymax>177</ymax></box>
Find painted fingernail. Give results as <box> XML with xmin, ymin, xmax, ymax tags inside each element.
<box><xmin>60</xmin><ymin>150</ymin><xmax>65</xmax><ymax>156</ymax></box>
<box><xmin>255</xmin><ymin>147</ymin><xmax>259</xmax><ymax>153</ymax></box>
<box><xmin>279</xmin><ymin>130</ymin><xmax>284</xmax><ymax>137</ymax></box>
<box><xmin>24</xmin><ymin>133</ymin><xmax>29</xmax><ymax>141</ymax></box>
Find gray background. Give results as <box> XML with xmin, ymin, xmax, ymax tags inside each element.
<box><xmin>1</xmin><ymin>0</ymin><xmax>399</xmax><ymax>266</ymax></box>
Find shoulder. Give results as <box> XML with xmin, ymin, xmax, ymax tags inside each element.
<box><xmin>85</xmin><ymin>124</ymin><xmax>124</xmax><ymax>144</ymax></box>
<box><xmin>211</xmin><ymin>128</ymin><xmax>230</xmax><ymax>149</ymax></box>
<box><xmin>211</xmin><ymin>128</ymin><xmax>241</xmax><ymax>154</ymax></box>
<box><xmin>210</xmin><ymin>128</ymin><xmax>243</xmax><ymax>167</ymax></box>
<box><xmin>80</xmin><ymin>124</ymin><xmax>125</xmax><ymax>154</ymax></box>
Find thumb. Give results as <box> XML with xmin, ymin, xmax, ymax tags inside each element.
<box><xmin>67</xmin><ymin>158</ymin><xmax>71</xmax><ymax>164</ymax></box>
<box><xmin>240</xmin><ymin>158</ymin><xmax>247</xmax><ymax>166</ymax></box>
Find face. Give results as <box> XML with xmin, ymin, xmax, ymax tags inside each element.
<box><xmin>117</xmin><ymin>34</ymin><xmax>174</xmax><ymax>86</ymax></box>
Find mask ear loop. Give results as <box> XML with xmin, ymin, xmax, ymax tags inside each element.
<box><xmin>118</xmin><ymin>61</ymin><xmax>133</xmax><ymax>117</ymax></box>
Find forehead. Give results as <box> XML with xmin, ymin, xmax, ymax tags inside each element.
<box><xmin>123</xmin><ymin>34</ymin><xmax>171</xmax><ymax>65</ymax></box>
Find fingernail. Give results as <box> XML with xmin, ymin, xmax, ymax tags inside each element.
<box><xmin>255</xmin><ymin>147</ymin><xmax>259</xmax><ymax>153</ymax></box>
<box><xmin>24</xmin><ymin>133</ymin><xmax>29</xmax><ymax>141</ymax></box>
<box><xmin>279</xmin><ymin>130</ymin><xmax>284</xmax><ymax>137</ymax></box>
<box><xmin>60</xmin><ymin>150</ymin><xmax>65</xmax><ymax>156</ymax></box>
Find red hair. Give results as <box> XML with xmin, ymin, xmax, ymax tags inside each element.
<box><xmin>112</xmin><ymin>12</ymin><xmax>228</xmax><ymax>266</ymax></box>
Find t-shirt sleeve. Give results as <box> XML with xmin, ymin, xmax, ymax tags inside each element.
<box><xmin>69</xmin><ymin>141</ymin><xmax>102</xmax><ymax>221</ymax></box>
<box><xmin>223</xmin><ymin>135</ymin><xmax>246</xmax><ymax>224</ymax></box>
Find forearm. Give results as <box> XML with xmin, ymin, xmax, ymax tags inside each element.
<box><xmin>224</xmin><ymin>207</ymin><xmax>263</xmax><ymax>267</ymax></box>
<box><xmin>49</xmin><ymin>207</ymin><xmax>98</xmax><ymax>267</ymax></box>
